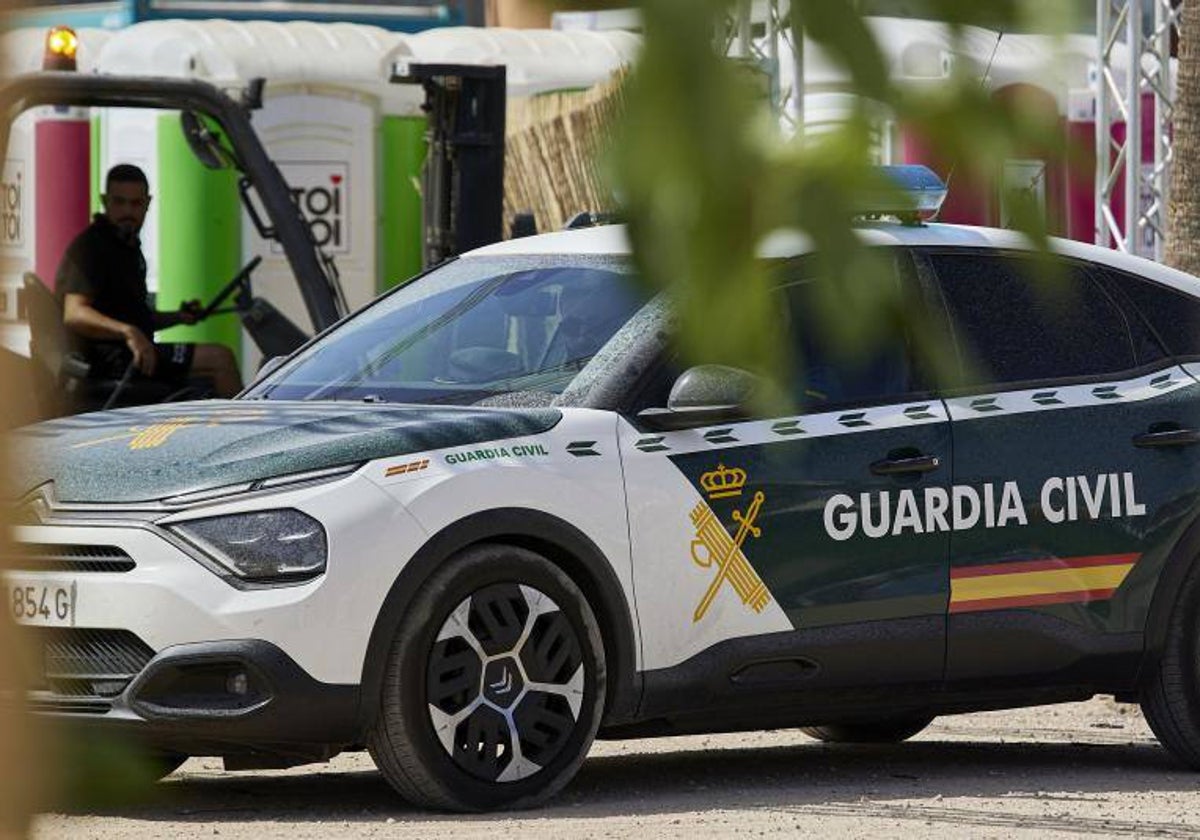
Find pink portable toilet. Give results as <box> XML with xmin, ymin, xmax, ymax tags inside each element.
<box><xmin>776</xmin><ymin>16</ymin><xmax>1141</xmax><ymax>247</ymax></box>
<box><xmin>893</xmin><ymin>28</ymin><xmax>1095</xmax><ymax>238</ymax></box>
<box><xmin>34</xmin><ymin>28</ymin><xmax>93</xmax><ymax>290</ymax></box>
<box><xmin>1</xmin><ymin>26</ymin><xmax>111</xmax><ymax>292</ymax></box>
<box><xmin>878</xmin><ymin>18</ymin><xmax>999</xmax><ymax>226</ymax></box>
<box><xmin>0</xmin><ymin>26</ymin><xmax>109</xmax><ymax>357</ymax></box>
<box><xmin>34</xmin><ymin>119</ymin><xmax>90</xmax><ymax>290</ymax></box>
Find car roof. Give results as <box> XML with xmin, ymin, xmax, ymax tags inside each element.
<box><xmin>464</xmin><ymin>221</ymin><xmax>1200</xmax><ymax>300</ymax></box>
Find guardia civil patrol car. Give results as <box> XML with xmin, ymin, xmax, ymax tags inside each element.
<box><xmin>11</xmin><ymin>169</ymin><xmax>1200</xmax><ymax>812</ymax></box>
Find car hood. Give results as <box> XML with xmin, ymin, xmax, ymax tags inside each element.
<box><xmin>9</xmin><ymin>400</ymin><xmax>561</xmax><ymax>504</ymax></box>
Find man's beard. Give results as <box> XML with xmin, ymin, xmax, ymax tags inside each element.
<box><xmin>113</xmin><ymin>219</ymin><xmax>140</xmax><ymax>242</ymax></box>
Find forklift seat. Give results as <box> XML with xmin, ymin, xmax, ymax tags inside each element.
<box><xmin>23</xmin><ymin>272</ymin><xmax>203</xmax><ymax>418</ymax></box>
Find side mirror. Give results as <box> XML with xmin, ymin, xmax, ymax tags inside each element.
<box><xmin>251</xmin><ymin>355</ymin><xmax>288</xmax><ymax>384</ymax></box>
<box><xmin>637</xmin><ymin>365</ymin><xmax>762</xmax><ymax>431</ymax></box>
<box><xmin>180</xmin><ymin>111</ymin><xmax>228</xmax><ymax>170</ymax></box>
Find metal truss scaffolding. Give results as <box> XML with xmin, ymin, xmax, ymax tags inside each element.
<box><xmin>721</xmin><ymin>0</ymin><xmax>803</xmax><ymax>133</ymax></box>
<box><xmin>1096</xmin><ymin>0</ymin><xmax>1180</xmax><ymax>259</ymax></box>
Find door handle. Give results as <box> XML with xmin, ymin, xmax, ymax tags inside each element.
<box><xmin>870</xmin><ymin>453</ymin><xmax>941</xmax><ymax>476</ymax></box>
<box><xmin>1132</xmin><ymin>428</ymin><xmax>1200</xmax><ymax>448</ymax></box>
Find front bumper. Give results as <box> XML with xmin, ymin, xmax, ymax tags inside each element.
<box><xmin>9</xmin><ymin>471</ymin><xmax>424</xmax><ymax>688</ymax></box>
<box><xmin>5</xmin><ymin>483</ymin><xmax>418</xmax><ymax>755</ymax></box>
<box><xmin>23</xmin><ymin>636</ymin><xmax>360</xmax><ymax>757</ymax></box>
<box><xmin>5</xmin><ymin>522</ymin><xmax>366</xmax><ymax>754</ymax></box>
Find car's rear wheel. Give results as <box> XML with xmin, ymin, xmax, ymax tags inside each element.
<box><xmin>368</xmin><ymin>543</ymin><xmax>606</xmax><ymax>811</ymax></box>
<box><xmin>1141</xmin><ymin>561</ymin><xmax>1200</xmax><ymax>769</ymax></box>
<box><xmin>800</xmin><ymin>716</ymin><xmax>934</xmax><ymax>744</ymax></box>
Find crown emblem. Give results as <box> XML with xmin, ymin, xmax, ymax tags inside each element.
<box><xmin>699</xmin><ymin>463</ymin><xmax>747</xmax><ymax>499</ymax></box>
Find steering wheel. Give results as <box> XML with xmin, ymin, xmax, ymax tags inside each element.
<box><xmin>445</xmin><ymin>347</ymin><xmax>524</xmax><ymax>383</ymax></box>
<box><xmin>200</xmin><ymin>255</ymin><xmax>262</xmax><ymax>318</ymax></box>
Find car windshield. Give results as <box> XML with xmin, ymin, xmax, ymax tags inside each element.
<box><xmin>244</xmin><ymin>255</ymin><xmax>647</xmax><ymax>405</ymax></box>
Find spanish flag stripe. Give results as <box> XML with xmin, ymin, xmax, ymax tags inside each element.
<box><xmin>950</xmin><ymin>563</ymin><xmax>1134</xmax><ymax>602</ymax></box>
<box><xmin>951</xmin><ymin>588</ymin><xmax>1118</xmax><ymax>614</ymax></box>
<box><xmin>950</xmin><ymin>553</ymin><xmax>1140</xmax><ymax>579</ymax></box>
<box><xmin>386</xmin><ymin>460</ymin><xmax>429</xmax><ymax>477</ymax></box>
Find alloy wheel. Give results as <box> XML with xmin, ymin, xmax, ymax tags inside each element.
<box><xmin>426</xmin><ymin>582</ymin><xmax>585</xmax><ymax>783</ymax></box>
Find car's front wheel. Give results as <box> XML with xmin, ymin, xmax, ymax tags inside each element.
<box><xmin>800</xmin><ymin>716</ymin><xmax>934</xmax><ymax>744</ymax></box>
<box><xmin>368</xmin><ymin>543</ymin><xmax>606</xmax><ymax>811</ymax></box>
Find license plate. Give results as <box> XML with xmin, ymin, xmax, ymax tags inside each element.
<box><xmin>5</xmin><ymin>579</ymin><xmax>76</xmax><ymax>627</ymax></box>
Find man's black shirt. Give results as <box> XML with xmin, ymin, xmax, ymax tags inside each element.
<box><xmin>56</xmin><ymin>214</ymin><xmax>155</xmax><ymax>350</ymax></box>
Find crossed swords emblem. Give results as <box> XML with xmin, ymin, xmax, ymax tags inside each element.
<box><xmin>689</xmin><ymin>489</ymin><xmax>771</xmax><ymax>622</ymax></box>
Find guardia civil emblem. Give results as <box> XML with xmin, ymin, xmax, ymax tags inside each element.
<box><xmin>688</xmin><ymin>463</ymin><xmax>771</xmax><ymax>622</ymax></box>
<box><xmin>71</xmin><ymin>410</ymin><xmax>268</xmax><ymax>451</ymax></box>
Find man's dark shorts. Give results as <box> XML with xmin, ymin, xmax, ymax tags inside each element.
<box><xmin>87</xmin><ymin>342</ymin><xmax>196</xmax><ymax>386</ymax></box>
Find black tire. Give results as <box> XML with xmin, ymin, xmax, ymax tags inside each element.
<box><xmin>800</xmin><ymin>716</ymin><xmax>933</xmax><ymax>744</ymax></box>
<box><xmin>368</xmin><ymin>543</ymin><xmax>606</xmax><ymax>812</ymax></box>
<box><xmin>1141</xmin><ymin>558</ymin><xmax>1200</xmax><ymax>768</ymax></box>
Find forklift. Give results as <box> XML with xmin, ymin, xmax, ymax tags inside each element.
<box><xmin>2</xmin><ymin>27</ymin><xmax>509</xmax><ymax>422</ymax></box>
<box><xmin>1</xmin><ymin>27</ymin><xmax>347</xmax><ymax>420</ymax></box>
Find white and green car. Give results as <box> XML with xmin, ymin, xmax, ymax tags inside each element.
<box><xmin>12</xmin><ymin>186</ymin><xmax>1200</xmax><ymax>810</ymax></box>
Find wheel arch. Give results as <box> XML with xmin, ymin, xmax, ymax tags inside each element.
<box><xmin>1143</xmin><ymin>510</ymin><xmax>1200</xmax><ymax>672</ymax></box>
<box><xmin>358</xmin><ymin>507</ymin><xmax>641</xmax><ymax>732</ymax></box>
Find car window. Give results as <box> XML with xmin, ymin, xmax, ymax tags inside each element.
<box><xmin>930</xmin><ymin>252</ymin><xmax>1143</xmax><ymax>388</ymax></box>
<box><xmin>246</xmin><ymin>256</ymin><xmax>647</xmax><ymax>405</ymax></box>
<box><xmin>1100</xmin><ymin>267</ymin><xmax>1200</xmax><ymax>361</ymax></box>
<box><xmin>781</xmin><ymin>253</ymin><xmax>920</xmax><ymax>411</ymax></box>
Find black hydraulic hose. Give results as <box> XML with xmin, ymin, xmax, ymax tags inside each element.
<box><xmin>101</xmin><ymin>360</ymin><xmax>137</xmax><ymax>412</ymax></box>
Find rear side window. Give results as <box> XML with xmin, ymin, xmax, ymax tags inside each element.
<box><xmin>1101</xmin><ymin>268</ymin><xmax>1200</xmax><ymax>360</ymax></box>
<box><xmin>930</xmin><ymin>253</ymin><xmax>1144</xmax><ymax>388</ymax></box>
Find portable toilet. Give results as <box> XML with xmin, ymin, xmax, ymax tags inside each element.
<box><xmin>887</xmin><ymin>24</ymin><xmax>1073</xmax><ymax>232</ymax></box>
<box><xmin>786</xmin><ymin>18</ymin><xmax>997</xmax><ymax>165</ymax></box>
<box><xmin>980</xmin><ymin>32</ymin><xmax>1098</xmax><ymax>243</ymax></box>
<box><xmin>0</xmin><ymin>26</ymin><xmax>111</xmax><ymax>356</ymax></box>
<box><xmin>93</xmin><ymin>19</ymin><xmax>422</xmax><ymax>370</ymax></box>
<box><xmin>783</xmin><ymin>18</ymin><xmax>1108</xmax><ymax>241</ymax></box>
<box><xmin>911</xmin><ymin>30</ymin><xmax>1141</xmax><ymax>247</ymax></box>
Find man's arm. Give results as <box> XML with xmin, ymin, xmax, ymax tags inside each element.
<box><xmin>62</xmin><ymin>293</ymin><xmax>156</xmax><ymax>375</ymax></box>
<box><xmin>152</xmin><ymin>300</ymin><xmax>203</xmax><ymax>331</ymax></box>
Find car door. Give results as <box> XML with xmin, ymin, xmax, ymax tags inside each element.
<box><xmin>620</xmin><ymin>250</ymin><xmax>952</xmax><ymax>715</ymax></box>
<box><xmin>926</xmin><ymin>248</ymin><xmax>1200</xmax><ymax>686</ymax></box>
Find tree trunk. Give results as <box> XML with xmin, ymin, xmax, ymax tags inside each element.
<box><xmin>1167</xmin><ymin>1</ymin><xmax>1200</xmax><ymax>273</ymax></box>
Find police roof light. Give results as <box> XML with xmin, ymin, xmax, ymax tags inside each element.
<box><xmin>862</xmin><ymin>165</ymin><xmax>947</xmax><ymax>223</ymax></box>
<box><xmin>43</xmin><ymin>26</ymin><xmax>78</xmax><ymax>72</ymax></box>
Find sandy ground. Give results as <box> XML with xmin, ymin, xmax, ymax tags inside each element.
<box><xmin>31</xmin><ymin>697</ymin><xmax>1200</xmax><ymax>839</ymax></box>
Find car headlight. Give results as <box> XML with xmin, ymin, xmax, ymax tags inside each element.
<box><xmin>170</xmin><ymin>509</ymin><xmax>327</xmax><ymax>583</ymax></box>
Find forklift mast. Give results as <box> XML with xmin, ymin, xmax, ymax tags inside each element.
<box><xmin>395</xmin><ymin>63</ymin><xmax>507</xmax><ymax>268</ymax></box>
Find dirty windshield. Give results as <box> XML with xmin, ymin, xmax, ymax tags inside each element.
<box><xmin>244</xmin><ymin>255</ymin><xmax>646</xmax><ymax>405</ymax></box>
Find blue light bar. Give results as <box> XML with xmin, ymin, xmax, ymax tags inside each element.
<box><xmin>864</xmin><ymin>164</ymin><xmax>948</xmax><ymax>220</ymax></box>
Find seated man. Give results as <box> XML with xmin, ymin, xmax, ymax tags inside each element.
<box><xmin>57</xmin><ymin>163</ymin><xmax>243</xmax><ymax>399</ymax></box>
